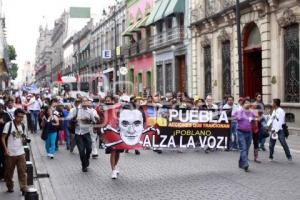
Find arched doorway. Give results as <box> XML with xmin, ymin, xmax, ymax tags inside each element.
<box><xmin>243</xmin><ymin>23</ymin><xmax>262</xmax><ymax>99</ymax></box>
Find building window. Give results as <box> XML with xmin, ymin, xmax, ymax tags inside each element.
<box><xmin>137</xmin><ymin>73</ymin><xmax>143</xmax><ymax>96</ymax></box>
<box><xmin>156</xmin><ymin>65</ymin><xmax>163</xmax><ymax>95</ymax></box>
<box><xmin>204</xmin><ymin>46</ymin><xmax>212</xmax><ymax>96</ymax></box>
<box><xmin>284</xmin><ymin>24</ymin><xmax>300</xmax><ymax>102</ymax></box>
<box><xmin>146</xmin><ymin>71</ymin><xmax>152</xmax><ymax>91</ymax></box>
<box><xmin>165</xmin><ymin>63</ymin><xmax>173</xmax><ymax>93</ymax></box>
<box><xmin>222</xmin><ymin>41</ymin><xmax>231</xmax><ymax>97</ymax></box>
<box><xmin>129</xmin><ymin>68</ymin><xmax>134</xmax><ymax>94</ymax></box>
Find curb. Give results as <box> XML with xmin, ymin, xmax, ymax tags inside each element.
<box><xmin>30</xmin><ymin>134</ymin><xmax>57</xmax><ymax>200</ymax></box>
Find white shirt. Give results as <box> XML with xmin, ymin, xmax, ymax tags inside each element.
<box><xmin>28</xmin><ymin>97</ymin><xmax>42</xmax><ymax>111</ymax></box>
<box><xmin>267</xmin><ymin>107</ymin><xmax>285</xmax><ymax>132</ymax></box>
<box><xmin>6</xmin><ymin>107</ymin><xmax>16</xmax><ymax>119</ymax></box>
<box><xmin>3</xmin><ymin>121</ymin><xmax>26</xmax><ymax>156</ymax></box>
<box><xmin>206</xmin><ymin>103</ymin><xmax>218</xmax><ymax>109</ymax></box>
<box><xmin>89</xmin><ymin>108</ymin><xmax>99</xmax><ymax>134</ymax></box>
<box><xmin>68</xmin><ymin>107</ymin><xmax>96</xmax><ymax>135</ymax></box>
<box><xmin>21</xmin><ymin>96</ymin><xmax>27</xmax><ymax>104</ymax></box>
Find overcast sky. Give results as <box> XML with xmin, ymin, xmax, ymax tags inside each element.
<box><xmin>2</xmin><ymin>0</ymin><xmax>112</xmax><ymax>82</ymax></box>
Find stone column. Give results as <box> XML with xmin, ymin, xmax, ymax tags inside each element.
<box><xmin>260</xmin><ymin>15</ymin><xmax>272</xmax><ymax>104</ymax></box>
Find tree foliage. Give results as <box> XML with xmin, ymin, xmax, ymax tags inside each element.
<box><xmin>7</xmin><ymin>45</ymin><xmax>17</xmax><ymax>61</ymax></box>
<box><xmin>7</xmin><ymin>45</ymin><xmax>18</xmax><ymax>79</ymax></box>
<box><xmin>9</xmin><ymin>63</ymin><xmax>18</xmax><ymax>80</ymax></box>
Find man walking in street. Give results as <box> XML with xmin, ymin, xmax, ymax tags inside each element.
<box><xmin>1</xmin><ymin>108</ymin><xmax>28</xmax><ymax>195</ymax></box>
<box><xmin>223</xmin><ymin>96</ymin><xmax>239</xmax><ymax>151</ymax></box>
<box><xmin>26</xmin><ymin>94</ymin><xmax>42</xmax><ymax>134</ymax></box>
<box><xmin>67</xmin><ymin>98</ymin><xmax>96</xmax><ymax>172</ymax></box>
<box><xmin>267</xmin><ymin>98</ymin><xmax>292</xmax><ymax>161</ymax></box>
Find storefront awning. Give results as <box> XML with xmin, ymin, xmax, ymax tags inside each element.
<box><xmin>164</xmin><ymin>0</ymin><xmax>185</xmax><ymax>17</ymax></box>
<box><xmin>80</xmin><ymin>44</ymin><xmax>90</xmax><ymax>52</ymax></box>
<box><xmin>129</xmin><ymin>19</ymin><xmax>143</xmax><ymax>33</ymax></box>
<box><xmin>132</xmin><ymin>15</ymin><xmax>150</xmax><ymax>32</ymax></box>
<box><xmin>145</xmin><ymin>0</ymin><xmax>163</xmax><ymax>26</ymax></box>
<box><xmin>153</xmin><ymin>0</ymin><xmax>171</xmax><ymax>23</ymax></box>
<box><xmin>122</xmin><ymin>23</ymin><xmax>135</xmax><ymax>36</ymax></box>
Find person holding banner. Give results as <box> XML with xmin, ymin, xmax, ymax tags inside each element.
<box><xmin>223</xmin><ymin>96</ymin><xmax>239</xmax><ymax>151</ymax></box>
<box><xmin>101</xmin><ymin>95</ymin><xmax>122</xmax><ymax>179</ymax></box>
<box><xmin>233</xmin><ymin>98</ymin><xmax>255</xmax><ymax>172</ymax></box>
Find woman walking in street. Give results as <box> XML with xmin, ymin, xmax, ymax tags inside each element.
<box><xmin>233</xmin><ymin>98</ymin><xmax>255</xmax><ymax>172</ymax></box>
<box><xmin>43</xmin><ymin>108</ymin><xmax>59</xmax><ymax>159</ymax></box>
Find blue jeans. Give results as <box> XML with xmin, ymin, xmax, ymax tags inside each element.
<box><xmin>269</xmin><ymin>130</ymin><xmax>292</xmax><ymax>159</ymax></box>
<box><xmin>238</xmin><ymin>130</ymin><xmax>252</xmax><ymax>168</ymax></box>
<box><xmin>230</xmin><ymin>122</ymin><xmax>238</xmax><ymax>149</ymax></box>
<box><xmin>45</xmin><ymin>132</ymin><xmax>58</xmax><ymax>155</ymax></box>
<box><xmin>30</xmin><ymin>110</ymin><xmax>40</xmax><ymax>133</ymax></box>
<box><xmin>64</xmin><ymin>127</ymin><xmax>70</xmax><ymax>148</ymax></box>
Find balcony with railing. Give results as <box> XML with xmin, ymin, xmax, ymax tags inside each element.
<box><xmin>149</xmin><ymin>27</ymin><xmax>185</xmax><ymax>50</ymax></box>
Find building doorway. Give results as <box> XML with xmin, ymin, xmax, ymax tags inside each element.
<box><xmin>175</xmin><ymin>55</ymin><xmax>187</xmax><ymax>92</ymax></box>
<box><xmin>243</xmin><ymin>23</ymin><xmax>262</xmax><ymax>99</ymax></box>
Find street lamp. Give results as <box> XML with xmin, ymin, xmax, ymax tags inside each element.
<box><xmin>236</xmin><ymin>0</ymin><xmax>243</xmax><ymax>97</ymax></box>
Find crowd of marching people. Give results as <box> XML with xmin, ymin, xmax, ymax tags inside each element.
<box><xmin>0</xmin><ymin>89</ymin><xmax>293</xmax><ymax>194</ymax></box>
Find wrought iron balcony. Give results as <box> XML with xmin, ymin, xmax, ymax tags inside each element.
<box><xmin>149</xmin><ymin>27</ymin><xmax>184</xmax><ymax>50</ymax></box>
<box><xmin>138</xmin><ymin>39</ymin><xmax>150</xmax><ymax>54</ymax></box>
<box><xmin>129</xmin><ymin>42</ymin><xmax>138</xmax><ymax>56</ymax></box>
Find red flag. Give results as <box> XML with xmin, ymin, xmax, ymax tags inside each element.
<box><xmin>57</xmin><ymin>71</ymin><xmax>63</xmax><ymax>84</ymax></box>
<box><xmin>75</xmin><ymin>73</ymin><xmax>80</xmax><ymax>83</ymax></box>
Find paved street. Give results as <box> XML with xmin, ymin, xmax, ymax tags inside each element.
<box><xmin>24</xmin><ymin>134</ymin><xmax>300</xmax><ymax>200</ymax></box>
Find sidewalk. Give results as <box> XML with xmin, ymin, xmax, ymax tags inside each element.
<box><xmin>30</xmin><ymin>133</ymin><xmax>57</xmax><ymax>200</ymax></box>
<box><xmin>0</xmin><ymin>173</ymin><xmax>24</xmax><ymax>200</ymax></box>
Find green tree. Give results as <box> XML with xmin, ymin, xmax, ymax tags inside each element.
<box><xmin>9</xmin><ymin>63</ymin><xmax>18</xmax><ymax>80</ymax></box>
<box><xmin>7</xmin><ymin>45</ymin><xmax>17</xmax><ymax>61</ymax></box>
<box><xmin>7</xmin><ymin>44</ymin><xmax>18</xmax><ymax>80</ymax></box>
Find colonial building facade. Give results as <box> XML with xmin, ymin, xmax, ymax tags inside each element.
<box><xmin>190</xmin><ymin>0</ymin><xmax>300</xmax><ymax>125</ymax></box>
<box><xmin>123</xmin><ymin>0</ymin><xmax>154</xmax><ymax>96</ymax></box>
<box><xmin>146</xmin><ymin>0</ymin><xmax>188</xmax><ymax>95</ymax></box>
<box><xmin>35</xmin><ymin>26</ymin><xmax>53</xmax><ymax>87</ymax></box>
<box><xmin>91</xmin><ymin>2</ymin><xmax>126</xmax><ymax>95</ymax></box>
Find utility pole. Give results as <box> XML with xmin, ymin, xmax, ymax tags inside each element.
<box><xmin>114</xmin><ymin>4</ymin><xmax>118</xmax><ymax>94</ymax></box>
<box><xmin>236</xmin><ymin>0</ymin><xmax>243</xmax><ymax>97</ymax></box>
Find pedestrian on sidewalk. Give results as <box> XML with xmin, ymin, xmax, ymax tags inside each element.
<box><xmin>67</xmin><ymin>98</ymin><xmax>96</xmax><ymax>172</ymax></box>
<box><xmin>0</xmin><ymin>100</ymin><xmax>15</xmax><ymax>180</ymax></box>
<box><xmin>1</xmin><ymin>108</ymin><xmax>28</xmax><ymax>195</ymax></box>
<box><xmin>43</xmin><ymin>108</ymin><xmax>60</xmax><ymax>159</ymax></box>
<box><xmin>233</xmin><ymin>98</ymin><xmax>255</xmax><ymax>172</ymax></box>
<box><xmin>267</xmin><ymin>98</ymin><xmax>292</xmax><ymax>162</ymax></box>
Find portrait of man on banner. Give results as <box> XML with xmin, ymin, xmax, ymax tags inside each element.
<box><xmin>100</xmin><ymin>104</ymin><xmax>159</xmax><ymax>150</ymax></box>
